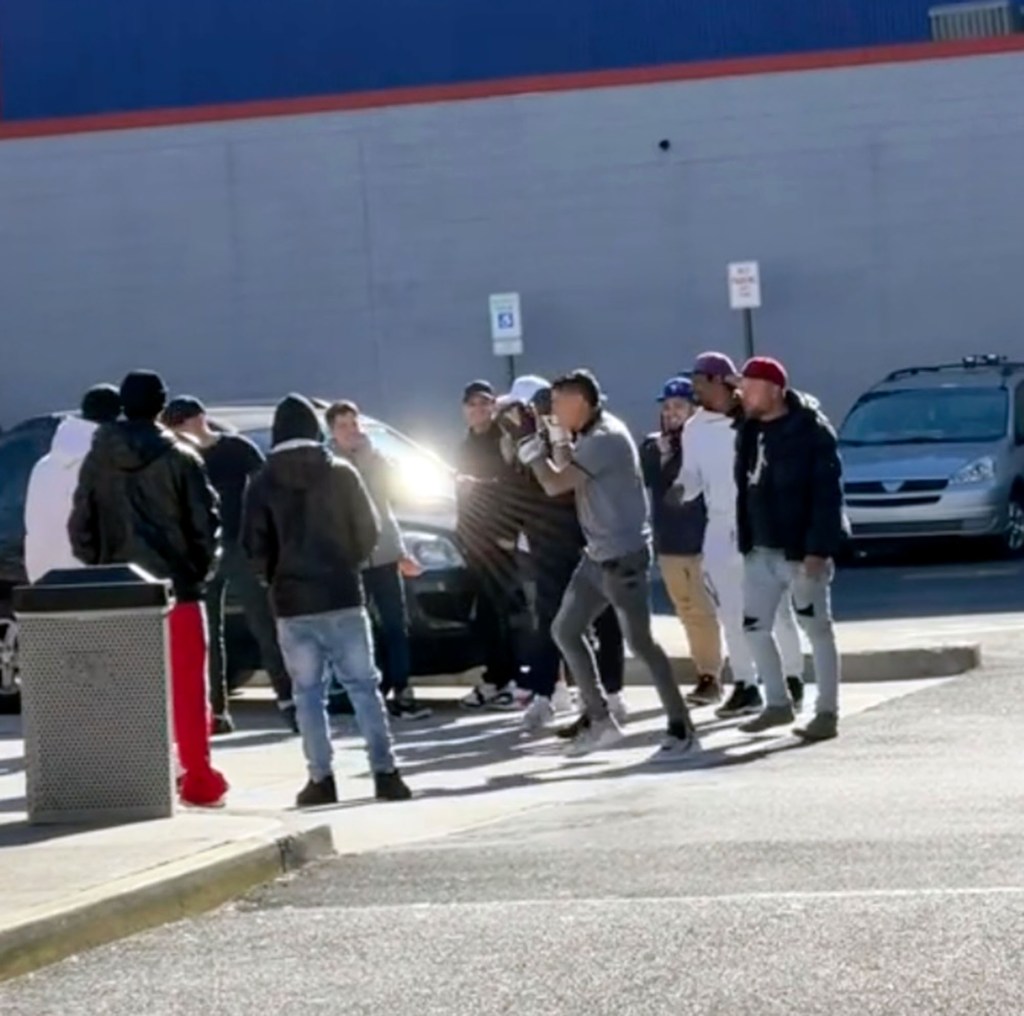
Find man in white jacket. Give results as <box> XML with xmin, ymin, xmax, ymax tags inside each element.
<box><xmin>24</xmin><ymin>384</ymin><xmax>122</xmax><ymax>582</ymax></box>
<box><xmin>677</xmin><ymin>353</ymin><xmax>805</xmax><ymax>719</ymax></box>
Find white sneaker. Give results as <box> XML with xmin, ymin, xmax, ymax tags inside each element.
<box><xmin>551</xmin><ymin>682</ymin><xmax>575</xmax><ymax>715</ymax></box>
<box><xmin>607</xmin><ymin>692</ymin><xmax>629</xmax><ymax>725</ymax></box>
<box><xmin>565</xmin><ymin>717</ymin><xmax>625</xmax><ymax>758</ymax></box>
<box><xmin>522</xmin><ymin>696</ymin><xmax>555</xmax><ymax>733</ymax></box>
<box><xmin>651</xmin><ymin>728</ymin><xmax>702</xmax><ymax>764</ymax></box>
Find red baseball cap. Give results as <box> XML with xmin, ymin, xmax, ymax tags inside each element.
<box><xmin>741</xmin><ymin>356</ymin><xmax>788</xmax><ymax>389</ymax></box>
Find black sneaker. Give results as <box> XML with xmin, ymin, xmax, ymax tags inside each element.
<box><xmin>786</xmin><ymin>676</ymin><xmax>805</xmax><ymax>712</ymax></box>
<box><xmin>374</xmin><ymin>770</ymin><xmax>412</xmax><ymax>801</ymax></box>
<box><xmin>211</xmin><ymin>713</ymin><xmax>235</xmax><ymax>736</ymax></box>
<box><xmin>715</xmin><ymin>683</ymin><xmax>764</xmax><ymax>719</ymax></box>
<box><xmin>556</xmin><ymin>713</ymin><xmax>590</xmax><ymax>741</ymax></box>
<box><xmin>281</xmin><ymin>704</ymin><xmax>300</xmax><ymax>734</ymax></box>
<box><xmin>296</xmin><ymin>774</ymin><xmax>338</xmax><ymax>808</ymax></box>
<box><xmin>686</xmin><ymin>675</ymin><xmax>723</xmax><ymax>707</ymax></box>
<box><xmin>387</xmin><ymin>689</ymin><xmax>433</xmax><ymax>722</ymax></box>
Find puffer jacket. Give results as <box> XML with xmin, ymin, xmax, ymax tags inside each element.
<box><xmin>735</xmin><ymin>390</ymin><xmax>846</xmax><ymax>561</ymax></box>
<box><xmin>24</xmin><ymin>417</ymin><xmax>98</xmax><ymax>582</ymax></box>
<box><xmin>68</xmin><ymin>420</ymin><xmax>221</xmax><ymax>600</ymax></box>
<box><xmin>243</xmin><ymin>442</ymin><xmax>380</xmax><ymax>618</ymax></box>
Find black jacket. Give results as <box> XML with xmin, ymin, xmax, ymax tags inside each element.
<box><xmin>735</xmin><ymin>391</ymin><xmax>846</xmax><ymax>561</ymax></box>
<box><xmin>455</xmin><ymin>424</ymin><xmax>528</xmax><ymax>559</ymax></box>
<box><xmin>201</xmin><ymin>433</ymin><xmax>265</xmax><ymax>545</ymax></box>
<box><xmin>242</xmin><ymin>443</ymin><xmax>380</xmax><ymax>618</ymax></box>
<box><xmin>640</xmin><ymin>432</ymin><xmax>707</xmax><ymax>557</ymax></box>
<box><xmin>69</xmin><ymin>421</ymin><xmax>221</xmax><ymax>601</ymax></box>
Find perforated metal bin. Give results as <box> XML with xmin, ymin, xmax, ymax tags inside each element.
<box><xmin>13</xmin><ymin>565</ymin><xmax>174</xmax><ymax>825</ymax></box>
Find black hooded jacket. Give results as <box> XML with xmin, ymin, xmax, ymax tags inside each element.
<box><xmin>68</xmin><ymin>420</ymin><xmax>222</xmax><ymax>600</ymax></box>
<box><xmin>242</xmin><ymin>433</ymin><xmax>380</xmax><ymax>619</ymax></box>
<box><xmin>735</xmin><ymin>390</ymin><xmax>846</xmax><ymax>561</ymax></box>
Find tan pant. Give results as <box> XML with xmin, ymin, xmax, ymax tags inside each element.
<box><xmin>659</xmin><ymin>554</ymin><xmax>723</xmax><ymax>678</ymax></box>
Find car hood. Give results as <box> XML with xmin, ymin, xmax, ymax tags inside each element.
<box><xmin>839</xmin><ymin>442</ymin><xmax>997</xmax><ymax>482</ymax></box>
<box><xmin>396</xmin><ymin>503</ymin><xmax>457</xmax><ymax>533</ymax></box>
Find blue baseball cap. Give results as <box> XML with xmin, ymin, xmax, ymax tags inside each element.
<box><xmin>657</xmin><ymin>376</ymin><xmax>696</xmax><ymax>403</ymax></box>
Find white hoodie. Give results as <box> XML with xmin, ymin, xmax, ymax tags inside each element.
<box><xmin>678</xmin><ymin>408</ymin><xmax>739</xmax><ymax>538</ymax></box>
<box><xmin>24</xmin><ymin>417</ymin><xmax>98</xmax><ymax>582</ymax></box>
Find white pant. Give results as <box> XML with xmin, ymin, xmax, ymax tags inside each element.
<box><xmin>702</xmin><ymin>524</ymin><xmax>802</xmax><ymax>686</ymax></box>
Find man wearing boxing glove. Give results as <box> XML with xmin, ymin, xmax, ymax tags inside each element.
<box><xmin>513</xmin><ymin>368</ymin><xmax>698</xmax><ymax>761</ymax></box>
<box><xmin>494</xmin><ymin>377</ymin><xmax>626</xmax><ymax>734</ymax></box>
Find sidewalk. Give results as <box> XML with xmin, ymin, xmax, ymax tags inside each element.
<box><xmin>0</xmin><ymin>675</ymin><xmax>953</xmax><ymax>981</ymax></box>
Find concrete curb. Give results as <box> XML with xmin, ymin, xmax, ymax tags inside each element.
<box><xmin>408</xmin><ymin>643</ymin><xmax>982</xmax><ymax>689</ymax></box>
<box><xmin>0</xmin><ymin>823</ymin><xmax>334</xmax><ymax>984</ymax></box>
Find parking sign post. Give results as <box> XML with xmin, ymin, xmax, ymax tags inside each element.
<box><xmin>727</xmin><ymin>262</ymin><xmax>762</xmax><ymax>360</ymax></box>
<box><xmin>489</xmin><ymin>293</ymin><xmax>523</xmax><ymax>387</ymax></box>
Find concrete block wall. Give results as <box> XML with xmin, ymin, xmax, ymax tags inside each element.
<box><xmin>1</xmin><ymin>49</ymin><xmax>1023</xmax><ymax>450</ymax></box>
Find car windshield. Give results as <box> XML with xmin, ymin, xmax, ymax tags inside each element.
<box><xmin>233</xmin><ymin>418</ymin><xmax>455</xmax><ymax>506</ymax></box>
<box><xmin>839</xmin><ymin>388</ymin><xmax>1008</xmax><ymax>446</ymax></box>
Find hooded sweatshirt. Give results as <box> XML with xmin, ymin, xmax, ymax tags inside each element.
<box><xmin>678</xmin><ymin>407</ymin><xmax>742</xmax><ymax>540</ymax></box>
<box><xmin>242</xmin><ymin>396</ymin><xmax>381</xmax><ymax>618</ymax></box>
<box><xmin>68</xmin><ymin>420</ymin><xmax>222</xmax><ymax>600</ymax></box>
<box><xmin>24</xmin><ymin>417</ymin><xmax>98</xmax><ymax>582</ymax></box>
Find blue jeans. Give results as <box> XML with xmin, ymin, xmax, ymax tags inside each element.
<box><xmin>277</xmin><ymin>608</ymin><xmax>397</xmax><ymax>780</ymax></box>
<box><xmin>362</xmin><ymin>563</ymin><xmax>412</xmax><ymax>695</ymax></box>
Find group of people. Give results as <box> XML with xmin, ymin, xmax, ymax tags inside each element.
<box><xmin>453</xmin><ymin>351</ymin><xmax>845</xmax><ymax>756</ymax></box>
<box><xmin>21</xmin><ymin>349</ymin><xmax>845</xmax><ymax>808</ymax></box>
<box><xmin>25</xmin><ymin>371</ymin><xmax>416</xmax><ymax>807</ymax></box>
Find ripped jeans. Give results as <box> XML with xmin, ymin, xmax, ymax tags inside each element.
<box><xmin>742</xmin><ymin>547</ymin><xmax>841</xmax><ymax>715</ymax></box>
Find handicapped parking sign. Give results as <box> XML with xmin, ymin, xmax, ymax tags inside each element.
<box><xmin>489</xmin><ymin>292</ymin><xmax>523</xmax><ymax>356</ymax></box>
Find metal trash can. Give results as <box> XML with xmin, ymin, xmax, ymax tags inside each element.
<box><xmin>13</xmin><ymin>565</ymin><xmax>175</xmax><ymax>825</ymax></box>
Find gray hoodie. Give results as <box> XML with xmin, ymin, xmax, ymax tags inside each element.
<box><xmin>332</xmin><ymin>440</ymin><xmax>405</xmax><ymax>568</ymax></box>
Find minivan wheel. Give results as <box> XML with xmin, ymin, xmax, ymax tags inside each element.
<box><xmin>0</xmin><ymin>618</ymin><xmax>21</xmax><ymax>714</ymax></box>
<box><xmin>1002</xmin><ymin>494</ymin><xmax>1024</xmax><ymax>557</ymax></box>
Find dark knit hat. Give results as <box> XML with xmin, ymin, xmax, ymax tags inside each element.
<box><xmin>120</xmin><ymin>370</ymin><xmax>168</xmax><ymax>422</ymax></box>
<box><xmin>272</xmin><ymin>394</ymin><xmax>324</xmax><ymax>447</ymax></box>
<box><xmin>80</xmin><ymin>384</ymin><xmax>121</xmax><ymax>424</ymax></box>
<box><xmin>163</xmin><ymin>396</ymin><xmax>206</xmax><ymax>428</ymax></box>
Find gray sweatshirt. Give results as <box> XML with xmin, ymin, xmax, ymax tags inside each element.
<box><xmin>332</xmin><ymin>440</ymin><xmax>405</xmax><ymax>568</ymax></box>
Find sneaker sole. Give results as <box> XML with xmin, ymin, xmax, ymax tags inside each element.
<box><xmin>715</xmin><ymin>706</ymin><xmax>762</xmax><ymax>719</ymax></box>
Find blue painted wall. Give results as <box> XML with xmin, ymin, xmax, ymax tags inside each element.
<box><xmin>0</xmin><ymin>1</ymin><xmax>952</xmax><ymax>121</ymax></box>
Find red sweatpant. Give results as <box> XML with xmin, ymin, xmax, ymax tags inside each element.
<box><xmin>168</xmin><ymin>602</ymin><xmax>229</xmax><ymax>806</ymax></box>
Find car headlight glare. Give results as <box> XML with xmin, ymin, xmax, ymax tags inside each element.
<box><xmin>950</xmin><ymin>456</ymin><xmax>996</xmax><ymax>486</ymax></box>
<box><xmin>403</xmin><ymin>530</ymin><xmax>465</xmax><ymax>571</ymax></box>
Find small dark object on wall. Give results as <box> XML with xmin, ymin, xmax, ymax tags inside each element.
<box><xmin>657</xmin><ymin>139</ymin><xmax>671</xmax><ymax>152</ymax></box>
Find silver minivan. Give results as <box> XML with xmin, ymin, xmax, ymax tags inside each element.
<box><xmin>839</xmin><ymin>355</ymin><xmax>1024</xmax><ymax>555</ymax></box>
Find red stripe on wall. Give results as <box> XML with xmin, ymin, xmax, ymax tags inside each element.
<box><xmin>2</xmin><ymin>35</ymin><xmax>1024</xmax><ymax>140</ymax></box>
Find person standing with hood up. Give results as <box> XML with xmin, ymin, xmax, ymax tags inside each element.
<box><xmin>24</xmin><ymin>384</ymin><xmax>122</xmax><ymax>582</ymax></box>
<box><xmin>69</xmin><ymin>370</ymin><xmax>228</xmax><ymax>808</ymax></box>
<box><xmin>243</xmin><ymin>394</ymin><xmax>411</xmax><ymax>808</ymax></box>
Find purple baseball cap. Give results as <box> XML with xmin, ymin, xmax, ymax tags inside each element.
<box><xmin>691</xmin><ymin>351</ymin><xmax>739</xmax><ymax>380</ymax></box>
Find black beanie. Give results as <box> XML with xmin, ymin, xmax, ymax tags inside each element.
<box><xmin>80</xmin><ymin>383</ymin><xmax>121</xmax><ymax>424</ymax></box>
<box><xmin>120</xmin><ymin>370</ymin><xmax>168</xmax><ymax>422</ymax></box>
<box><xmin>272</xmin><ymin>394</ymin><xmax>323</xmax><ymax>447</ymax></box>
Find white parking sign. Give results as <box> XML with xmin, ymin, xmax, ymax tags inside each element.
<box><xmin>489</xmin><ymin>293</ymin><xmax>523</xmax><ymax>356</ymax></box>
<box><xmin>728</xmin><ymin>262</ymin><xmax>762</xmax><ymax>310</ymax></box>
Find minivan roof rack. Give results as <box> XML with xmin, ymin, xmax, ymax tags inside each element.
<box><xmin>883</xmin><ymin>355</ymin><xmax>1024</xmax><ymax>382</ymax></box>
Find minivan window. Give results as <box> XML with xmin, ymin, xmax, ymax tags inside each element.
<box><xmin>839</xmin><ymin>388</ymin><xmax>1009</xmax><ymax>446</ymax></box>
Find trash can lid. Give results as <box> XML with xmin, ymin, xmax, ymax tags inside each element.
<box><xmin>13</xmin><ymin>564</ymin><xmax>172</xmax><ymax>614</ymax></box>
